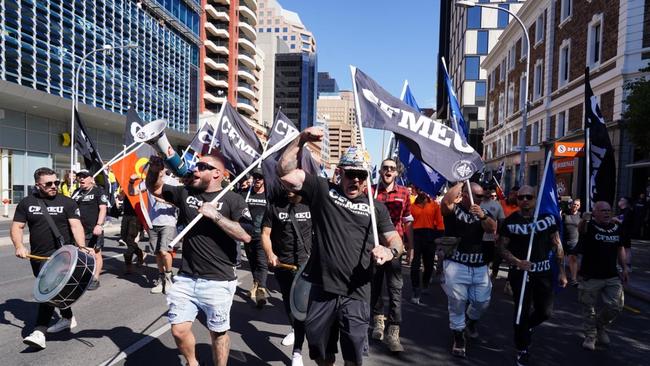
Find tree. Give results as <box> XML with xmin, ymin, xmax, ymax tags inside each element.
<box><xmin>623</xmin><ymin>66</ymin><xmax>650</xmax><ymax>154</ymax></box>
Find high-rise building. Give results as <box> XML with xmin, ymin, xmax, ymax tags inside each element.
<box><xmin>437</xmin><ymin>0</ymin><xmax>526</xmax><ymax>153</ymax></box>
<box><xmin>256</xmin><ymin>0</ymin><xmax>316</xmax><ymax>53</ymax></box>
<box><xmin>0</xmin><ymin>0</ymin><xmax>199</xmax><ymax>203</ymax></box>
<box><xmin>317</xmin><ymin>90</ymin><xmax>358</xmax><ymax>167</ymax></box>
<box><xmin>256</xmin><ymin>33</ymin><xmax>290</xmax><ymax>128</ymax></box>
<box><xmin>200</xmin><ymin>0</ymin><xmax>262</xmax><ymax>125</ymax></box>
<box><xmin>318</xmin><ymin>72</ymin><xmax>339</xmax><ymax>95</ymax></box>
<box><xmin>274</xmin><ymin>52</ymin><xmax>317</xmax><ymax>131</ymax></box>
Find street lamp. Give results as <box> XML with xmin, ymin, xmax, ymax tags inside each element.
<box><xmin>69</xmin><ymin>43</ymin><xmax>138</xmax><ymax>179</ymax></box>
<box><xmin>455</xmin><ymin>0</ymin><xmax>531</xmax><ymax>186</ymax></box>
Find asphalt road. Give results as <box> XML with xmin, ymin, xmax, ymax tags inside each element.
<box><xmin>0</xmin><ymin>234</ymin><xmax>649</xmax><ymax>366</ymax></box>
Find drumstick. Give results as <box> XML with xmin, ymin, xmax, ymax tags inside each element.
<box><xmin>275</xmin><ymin>263</ymin><xmax>298</xmax><ymax>271</ymax></box>
<box><xmin>26</xmin><ymin>254</ymin><xmax>49</xmax><ymax>261</ymax></box>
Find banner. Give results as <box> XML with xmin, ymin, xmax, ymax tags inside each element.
<box><xmin>585</xmin><ymin>68</ymin><xmax>616</xmax><ymax>208</ymax></box>
<box><xmin>213</xmin><ymin>103</ymin><xmax>263</xmax><ymax>175</ymax></box>
<box><xmin>74</xmin><ymin>109</ymin><xmax>113</xmax><ymax>203</ymax></box>
<box><xmin>353</xmin><ymin>67</ymin><xmax>483</xmax><ymax>182</ymax></box>
<box><xmin>554</xmin><ymin>142</ymin><xmax>584</xmax><ymax>157</ymax></box>
<box><xmin>442</xmin><ymin>58</ymin><xmax>469</xmax><ymax>141</ymax></box>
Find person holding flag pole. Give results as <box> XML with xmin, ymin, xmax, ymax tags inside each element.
<box><xmin>497</xmin><ymin>153</ymin><xmax>567</xmax><ymax>366</ymax></box>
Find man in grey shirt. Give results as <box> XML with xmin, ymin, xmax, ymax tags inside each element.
<box><xmin>481</xmin><ymin>189</ymin><xmax>505</xmax><ymax>279</ymax></box>
<box><xmin>563</xmin><ymin>199</ymin><xmax>582</xmax><ymax>286</ymax></box>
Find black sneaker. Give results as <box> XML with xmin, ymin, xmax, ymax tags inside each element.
<box><xmin>87</xmin><ymin>279</ymin><xmax>100</xmax><ymax>291</ymax></box>
<box><xmin>466</xmin><ymin>319</ymin><xmax>479</xmax><ymax>339</ymax></box>
<box><xmin>516</xmin><ymin>349</ymin><xmax>529</xmax><ymax>366</ymax></box>
<box><xmin>451</xmin><ymin>330</ymin><xmax>466</xmax><ymax>358</ymax></box>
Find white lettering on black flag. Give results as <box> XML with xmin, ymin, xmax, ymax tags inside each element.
<box><xmin>214</xmin><ymin>103</ymin><xmax>263</xmax><ymax>175</ymax></box>
<box><xmin>353</xmin><ymin>67</ymin><xmax>484</xmax><ymax>181</ymax></box>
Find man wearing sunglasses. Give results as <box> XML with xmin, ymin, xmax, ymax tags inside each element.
<box><xmin>146</xmin><ymin>153</ymin><xmax>252</xmax><ymax>366</ymax></box>
<box><xmin>12</xmin><ymin>167</ymin><xmax>89</xmax><ymax>349</ymax></box>
<box><xmin>71</xmin><ymin>169</ymin><xmax>108</xmax><ymax>291</ymax></box>
<box><xmin>369</xmin><ymin>158</ymin><xmax>413</xmax><ymax>353</ymax></box>
<box><xmin>278</xmin><ymin>129</ymin><xmax>403</xmax><ymax>366</ymax></box>
<box><xmin>498</xmin><ymin>185</ymin><xmax>567</xmax><ymax>366</ymax></box>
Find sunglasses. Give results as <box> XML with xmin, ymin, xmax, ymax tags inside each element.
<box><xmin>381</xmin><ymin>165</ymin><xmax>397</xmax><ymax>172</ymax></box>
<box><xmin>76</xmin><ymin>175</ymin><xmax>90</xmax><ymax>180</ymax></box>
<box><xmin>344</xmin><ymin>170</ymin><xmax>369</xmax><ymax>180</ymax></box>
<box><xmin>517</xmin><ymin>194</ymin><xmax>534</xmax><ymax>201</ymax></box>
<box><xmin>40</xmin><ymin>180</ymin><xmax>60</xmax><ymax>188</ymax></box>
<box><xmin>195</xmin><ymin>162</ymin><xmax>217</xmax><ymax>172</ymax></box>
<box><xmin>490</xmin><ymin>194</ymin><xmax>497</xmax><ymax>198</ymax></box>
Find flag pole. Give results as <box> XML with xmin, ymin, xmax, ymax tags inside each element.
<box><xmin>206</xmin><ymin>101</ymin><xmax>228</xmax><ymax>155</ymax></box>
<box><xmin>92</xmin><ymin>141</ymin><xmax>144</xmax><ymax>179</ymax></box>
<box><xmin>515</xmin><ymin>151</ymin><xmax>552</xmax><ymax>324</ymax></box>
<box><xmin>350</xmin><ymin>65</ymin><xmax>380</xmax><ymax>249</ymax></box>
<box><xmin>584</xmin><ymin>68</ymin><xmax>591</xmax><ymax>212</ymax></box>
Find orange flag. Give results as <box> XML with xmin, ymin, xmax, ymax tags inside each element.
<box><xmin>111</xmin><ymin>150</ymin><xmax>152</xmax><ymax>229</ymax></box>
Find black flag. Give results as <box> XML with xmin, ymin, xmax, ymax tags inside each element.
<box><xmin>353</xmin><ymin>67</ymin><xmax>484</xmax><ymax>182</ymax></box>
<box><xmin>74</xmin><ymin>109</ymin><xmax>112</xmax><ymax>201</ymax></box>
<box><xmin>585</xmin><ymin>68</ymin><xmax>616</xmax><ymax>208</ymax></box>
<box><xmin>124</xmin><ymin>108</ymin><xmax>156</xmax><ymax>156</ymax></box>
<box><xmin>212</xmin><ymin>103</ymin><xmax>263</xmax><ymax>175</ymax></box>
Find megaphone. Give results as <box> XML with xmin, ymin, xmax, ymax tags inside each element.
<box><xmin>133</xmin><ymin>119</ymin><xmax>188</xmax><ymax>177</ymax></box>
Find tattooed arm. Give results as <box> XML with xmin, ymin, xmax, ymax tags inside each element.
<box><xmin>497</xmin><ymin>236</ymin><xmax>531</xmax><ymax>271</ymax></box>
<box><xmin>551</xmin><ymin>231</ymin><xmax>568</xmax><ymax>287</ymax></box>
<box><xmin>199</xmin><ymin>202</ymin><xmax>251</xmax><ymax>243</ymax></box>
<box><xmin>277</xmin><ymin>127</ymin><xmax>323</xmax><ymax>192</ymax></box>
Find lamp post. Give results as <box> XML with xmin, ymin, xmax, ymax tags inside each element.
<box><xmin>69</xmin><ymin>43</ymin><xmax>138</xmax><ymax>180</ymax></box>
<box><xmin>455</xmin><ymin>0</ymin><xmax>531</xmax><ymax>186</ymax></box>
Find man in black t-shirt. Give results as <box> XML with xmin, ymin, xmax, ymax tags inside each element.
<box><xmin>71</xmin><ymin>169</ymin><xmax>108</xmax><ymax>290</ymax></box>
<box><xmin>577</xmin><ymin>201</ymin><xmax>628</xmax><ymax>351</ymax></box>
<box><xmin>278</xmin><ymin>131</ymin><xmax>402</xmax><ymax>366</ymax></box>
<box><xmin>11</xmin><ymin>167</ymin><xmax>89</xmax><ymax>350</ymax></box>
<box><xmin>498</xmin><ymin>185</ymin><xmax>567</xmax><ymax>366</ymax></box>
<box><xmin>440</xmin><ymin>181</ymin><xmax>497</xmax><ymax>358</ymax></box>
<box><xmin>245</xmin><ymin>168</ymin><xmax>269</xmax><ymax>307</ymax></box>
<box><xmin>261</xmin><ymin>190</ymin><xmax>312</xmax><ymax>365</ymax></box>
<box><xmin>147</xmin><ymin>154</ymin><xmax>252</xmax><ymax>366</ymax></box>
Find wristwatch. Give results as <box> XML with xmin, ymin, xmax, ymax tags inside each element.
<box><xmin>390</xmin><ymin>247</ymin><xmax>400</xmax><ymax>259</ymax></box>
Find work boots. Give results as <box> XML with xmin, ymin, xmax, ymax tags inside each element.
<box><xmin>385</xmin><ymin>325</ymin><xmax>404</xmax><ymax>352</ymax></box>
<box><xmin>371</xmin><ymin>315</ymin><xmax>385</xmax><ymax>340</ymax></box>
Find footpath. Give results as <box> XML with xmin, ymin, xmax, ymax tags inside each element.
<box><xmin>625</xmin><ymin>239</ymin><xmax>650</xmax><ymax>303</ymax></box>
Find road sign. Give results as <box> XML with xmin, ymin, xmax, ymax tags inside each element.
<box><xmin>512</xmin><ymin>145</ymin><xmax>541</xmax><ymax>152</ymax></box>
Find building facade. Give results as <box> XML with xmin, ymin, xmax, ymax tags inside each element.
<box><xmin>0</xmin><ymin>0</ymin><xmax>199</xmax><ymax>203</ymax></box>
<box><xmin>256</xmin><ymin>32</ymin><xmax>289</xmax><ymax>128</ymax></box>
<box><xmin>274</xmin><ymin>52</ymin><xmax>317</xmax><ymax>130</ymax></box>
<box><xmin>437</xmin><ymin>0</ymin><xmax>526</xmax><ymax>153</ymax></box>
<box><xmin>482</xmin><ymin>0</ymin><xmax>650</xmax><ymax>199</ymax></box>
<box><xmin>256</xmin><ymin>0</ymin><xmax>316</xmax><ymax>53</ymax></box>
<box><xmin>317</xmin><ymin>90</ymin><xmax>358</xmax><ymax>167</ymax></box>
<box><xmin>317</xmin><ymin>72</ymin><xmax>339</xmax><ymax>95</ymax></box>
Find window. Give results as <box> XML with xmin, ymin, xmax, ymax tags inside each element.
<box><xmin>508</xmin><ymin>45</ymin><xmax>516</xmax><ymax>69</ymax></box>
<box><xmin>488</xmin><ymin>102</ymin><xmax>494</xmax><ymax>129</ymax></box>
<box><xmin>498</xmin><ymin>4</ymin><xmax>510</xmax><ymax>28</ymax></box>
<box><xmin>290</xmin><ymin>44</ymin><xmax>295</xmax><ymax>49</ymax></box>
<box><xmin>507</xmin><ymin>83</ymin><xmax>515</xmax><ymax>116</ymax></box>
<box><xmin>282</xmin><ymin>35</ymin><xmax>287</xmax><ymax>40</ymax></box>
<box><xmin>535</xmin><ymin>13</ymin><xmax>544</xmax><ymax>44</ymax></box>
<box><xmin>283</xmin><ymin>27</ymin><xmax>288</xmax><ymax>32</ymax></box>
<box><xmin>588</xmin><ymin>15</ymin><xmax>603</xmax><ymax>67</ymax></box>
<box><xmin>467</xmin><ymin>7</ymin><xmax>481</xmax><ymax>29</ymax></box>
<box><xmin>476</xmin><ymin>81</ymin><xmax>486</xmax><ymax>105</ymax></box>
<box><xmin>275</xmin><ymin>27</ymin><xmax>280</xmax><ymax>32</ymax></box>
<box><xmin>499</xmin><ymin>59</ymin><xmax>506</xmax><ymax>81</ymax></box>
<box><xmin>291</xmin><ymin>35</ymin><xmax>296</xmax><ymax>40</ymax></box>
<box><xmin>266</xmin><ymin>28</ymin><xmax>272</xmax><ymax>32</ymax></box>
<box><xmin>559</xmin><ymin>40</ymin><xmax>570</xmax><ymax>87</ymax></box>
<box><xmin>258</xmin><ymin>28</ymin><xmax>264</xmax><ymax>32</ymax></box>
<box><xmin>519</xmin><ymin>75</ymin><xmax>526</xmax><ymax>111</ymax></box>
<box><xmin>556</xmin><ymin>111</ymin><xmax>566</xmax><ymax>138</ymax></box>
<box><xmin>498</xmin><ymin>93</ymin><xmax>505</xmax><ymax>125</ymax></box>
<box><xmin>533</xmin><ymin>60</ymin><xmax>543</xmax><ymax>99</ymax></box>
<box><xmin>465</xmin><ymin>56</ymin><xmax>480</xmax><ymax>80</ymax></box>
<box><xmin>477</xmin><ymin>31</ymin><xmax>488</xmax><ymax>54</ymax></box>
<box><xmin>489</xmin><ymin>71</ymin><xmax>495</xmax><ymax>91</ymax></box>
<box><xmin>532</xmin><ymin>122</ymin><xmax>539</xmax><ymax>144</ymax></box>
<box><xmin>560</xmin><ymin>0</ymin><xmax>572</xmax><ymax>22</ymax></box>
<box><xmin>520</xmin><ymin>37</ymin><xmax>527</xmax><ymax>59</ymax></box>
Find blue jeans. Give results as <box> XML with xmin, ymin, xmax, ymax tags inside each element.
<box><xmin>166</xmin><ymin>275</ymin><xmax>237</xmax><ymax>332</ymax></box>
<box><xmin>441</xmin><ymin>260</ymin><xmax>492</xmax><ymax>330</ymax></box>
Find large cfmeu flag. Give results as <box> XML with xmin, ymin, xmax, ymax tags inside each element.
<box><xmin>398</xmin><ymin>82</ymin><xmax>446</xmax><ymax>197</ymax></box>
<box><xmin>74</xmin><ymin>109</ymin><xmax>112</xmax><ymax>202</ymax></box>
<box><xmin>261</xmin><ymin>110</ymin><xmax>320</xmax><ymax>202</ymax></box>
<box><xmin>352</xmin><ymin>66</ymin><xmax>483</xmax><ymax>182</ymax></box>
<box><xmin>442</xmin><ymin>58</ymin><xmax>469</xmax><ymax>141</ymax></box>
<box><xmin>211</xmin><ymin>103</ymin><xmax>263</xmax><ymax>175</ymax></box>
<box><xmin>585</xmin><ymin>68</ymin><xmax>616</xmax><ymax>209</ymax></box>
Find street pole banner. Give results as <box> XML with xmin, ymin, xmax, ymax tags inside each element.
<box><xmin>585</xmin><ymin>68</ymin><xmax>616</xmax><ymax>209</ymax></box>
<box><xmin>353</xmin><ymin>67</ymin><xmax>484</xmax><ymax>182</ymax></box>
<box><xmin>213</xmin><ymin>103</ymin><xmax>263</xmax><ymax>175</ymax></box>
<box><xmin>73</xmin><ymin>109</ymin><xmax>112</xmax><ymax>202</ymax></box>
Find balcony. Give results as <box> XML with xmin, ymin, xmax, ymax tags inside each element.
<box><xmin>205</xmin><ymin>75</ymin><xmax>229</xmax><ymax>89</ymax></box>
<box><xmin>238</xmin><ymin>21</ymin><xmax>257</xmax><ymax>40</ymax></box>
<box><xmin>237</xmin><ymin>97</ymin><xmax>256</xmax><ymax>115</ymax></box>
<box><xmin>204</xmin><ymin>91</ymin><xmax>227</xmax><ymax>105</ymax></box>
<box><xmin>205</xmin><ymin>22</ymin><xmax>229</xmax><ymax>39</ymax></box>
<box><xmin>238</xmin><ymin>4</ymin><xmax>257</xmax><ymax>25</ymax></box>
<box><xmin>212</xmin><ymin>0</ymin><xmax>230</xmax><ymax>5</ymax></box>
<box><xmin>240</xmin><ymin>0</ymin><xmax>257</xmax><ymax>12</ymax></box>
<box><xmin>205</xmin><ymin>40</ymin><xmax>229</xmax><ymax>55</ymax></box>
<box><xmin>237</xmin><ymin>51</ymin><xmax>256</xmax><ymax>68</ymax></box>
<box><xmin>206</xmin><ymin>4</ymin><xmax>229</xmax><ymax>22</ymax></box>
<box><xmin>237</xmin><ymin>82</ymin><xmax>256</xmax><ymax>100</ymax></box>
<box><xmin>237</xmin><ymin>68</ymin><xmax>255</xmax><ymax>84</ymax></box>
<box><xmin>204</xmin><ymin>56</ymin><xmax>229</xmax><ymax>72</ymax></box>
<box><xmin>237</xmin><ymin>37</ymin><xmax>256</xmax><ymax>53</ymax></box>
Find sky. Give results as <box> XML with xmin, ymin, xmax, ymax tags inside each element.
<box><xmin>278</xmin><ymin>0</ymin><xmax>441</xmax><ymax>166</ymax></box>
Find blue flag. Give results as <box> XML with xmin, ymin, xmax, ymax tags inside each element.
<box><xmin>442</xmin><ymin>59</ymin><xmax>469</xmax><ymax>141</ymax></box>
<box><xmin>398</xmin><ymin>83</ymin><xmax>446</xmax><ymax>197</ymax></box>
<box><xmin>537</xmin><ymin>153</ymin><xmax>563</xmax><ymax>292</ymax></box>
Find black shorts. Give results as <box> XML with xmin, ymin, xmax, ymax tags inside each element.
<box><xmin>85</xmin><ymin>232</ymin><xmax>105</xmax><ymax>251</ymax></box>
<box><xmin>565</xmin><ymin>242</ymin><xmax>579</xmax><ymax>256</ymax></box>
<box><xmin>304</xmin><ymin>285</ymin><xmax>369</xmax><ymax>364</ymax></box>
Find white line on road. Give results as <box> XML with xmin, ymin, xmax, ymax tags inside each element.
<box><xmin>98</xmin><ymin>322</ymin><xmax>172</xmax><ymax>366</ymax></box>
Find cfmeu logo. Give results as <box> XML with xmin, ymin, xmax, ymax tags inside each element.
<box><xmin>452</xmin><ymin>160</ymin><xmax>475</xmax><ymax>180</ymax></box>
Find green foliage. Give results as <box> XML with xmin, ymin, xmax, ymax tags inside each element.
<box><xmin>624</xmin><ymin>66</ymin><xmax>650</xmax><ymax>154</ymax></box>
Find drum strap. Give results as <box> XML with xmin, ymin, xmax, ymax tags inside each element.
<box><xmin>288</xmin><ymin>204</ymin><xmax>307</xmax><ymax>265</ymax></box>
<box><xmin>37</xmin><ymin>198</ymin><xmax>65</xmax><ymax>248</ymax></box>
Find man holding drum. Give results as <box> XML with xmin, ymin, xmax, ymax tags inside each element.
<box><xmin>278</xmin><ymin>128</ymin><xmax>403</xmax><ymax>366</ymax></box>
<box><xmin>11</xmin><ymin>167</ymin><xmax>89</xmax><ymax>350</ymax></box>
<box><xmin>146</xmin><ymin>153</ymin><xmax>252</xmax><ymax>366</ymax></box>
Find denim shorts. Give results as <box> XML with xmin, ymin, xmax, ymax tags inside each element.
<box><xmin>166</xmin><ymin>275</ymin><xmax>237</xmax><ymax>333</ymax></box>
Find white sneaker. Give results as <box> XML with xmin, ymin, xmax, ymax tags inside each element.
<box><xmin>411</xmin><ymin>297</ymin><xmax>421</xmax><ymax>305</ymax></box>
<box><xmin>291</xmin><ymin>352</ymin><xmax>304</xmax><ymax>366</ymax></box>
<box><xmin>47</xmin><ymin>316</ymin><xmax>77</xmax><ymax>333</ymax></box>
<box><xmin>281</xmin><ymin>329</ymin><xmax>295</xmax><ymax>346</ymax></box>
<box><xmin>23</xmin><ymin>330</ymin><xmax>46</xmax><ymax>349</ymax></box>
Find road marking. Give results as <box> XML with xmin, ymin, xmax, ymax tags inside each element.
<box><xmin>98</xmin><ymin>322</ymin><xmax>172</xmax><ymax>366</ymax></box>
<box><xmin>624</xmin><ymin>305</ymin><xmax>641</xmax><ymax>314</ymax></box>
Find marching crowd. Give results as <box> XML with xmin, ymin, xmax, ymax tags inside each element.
<box><xmin>11</xmin><ymin>126</ymin><xmax>632</xmax><ymax>366</ymax></box>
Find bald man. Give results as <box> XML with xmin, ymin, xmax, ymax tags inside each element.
<box><xmin>498</xmin><ymin>185</ymin><xmax>567</xmax><ymax>366</ymax></box>
<box><xmin>441</xmin><ymin>182</ymin><xmax>497</xmax><ymax>358</ymax></box>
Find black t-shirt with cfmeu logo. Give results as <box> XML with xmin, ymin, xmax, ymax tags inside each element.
<box><xmin>499</xmin><ymin>212</ymin><xmax>558</xmax><ymax>276</ymax></box>
<box><xmin>13</xmin><ymin>193</ymin><xmax>81</xmax><ymax>256</ymax></box>
<box><xmin>72</xmin><ymin>186</ymin><xmax>108</xmax><ymax>232</ymax></box>
<box><xmin>261</xmin><ymin>198</ymin><xmax>312</xmax><ymax>266</ymax></box>
<box><xmin>299</xmin><ymin>174</ymin><xmax>394</xmax><ymax>301</ymax></box>
<box><xmin>443</xmin><ymin>205</ymin><xmax>493</xmax><ymax>267</ymax></box>
<box><xmin>246</xmin><ymin>191</ymin><xmax>267</xmax><ymax>240</ymax></box>
<box><xmin>578</xmin><ymin>221</ymin><xmax>623</xmax><ymax>279</ymax></box>
<box><xmin>162</xmin><ymin>184</ymin><xmax>252</xmax><ymax>281</ymax></box>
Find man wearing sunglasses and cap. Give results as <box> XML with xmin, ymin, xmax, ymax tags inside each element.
<box><xmin>71</xmin><ymin>168</ymin><xmax>108</xmax><ymax>291</ymax></box>
<box><xmin>12</xmin><ymin>167</ymin><xmax>89</xmax><ymax>349</ymax></box>
<box><xmin>278</xmin><ymin>127</ymin><xmax>403</xmax><ymax>366</ymax></box>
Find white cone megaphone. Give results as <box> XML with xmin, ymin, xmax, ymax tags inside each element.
<box><xmin>133</xmin><ymin>119</ymin><xmax>189</xmax><ymax>177</ymax></box>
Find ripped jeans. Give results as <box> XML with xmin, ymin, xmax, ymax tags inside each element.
<box><xmin>441</xmin><ymin>260</ymin><xmax>492</xmax><ymax>330</ymax></box>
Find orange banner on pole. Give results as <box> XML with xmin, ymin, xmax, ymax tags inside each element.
<box><xmin>553</xmin><ymin>157</ymin><xmax>576</xmax><ymax>174</ymax></box>
<box><xmin>111</xmin><ymin>151</ymin><xmax>152</xmax><ymax>229</ymax></box>
<box><xmin>554</xmin><ymin>142</ymin><xmax>585</xmax><ymax>157</ymax></box>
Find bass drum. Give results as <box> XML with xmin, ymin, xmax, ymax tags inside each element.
<box><xmin>289</xmin><ymin>262</ymin><xmax>312</xmax><ymax>322</ymax></box>
<box><xmin>33</xmin><ymin>246</ymin><xmax>96</xmax><ymax>309</ymax></box>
